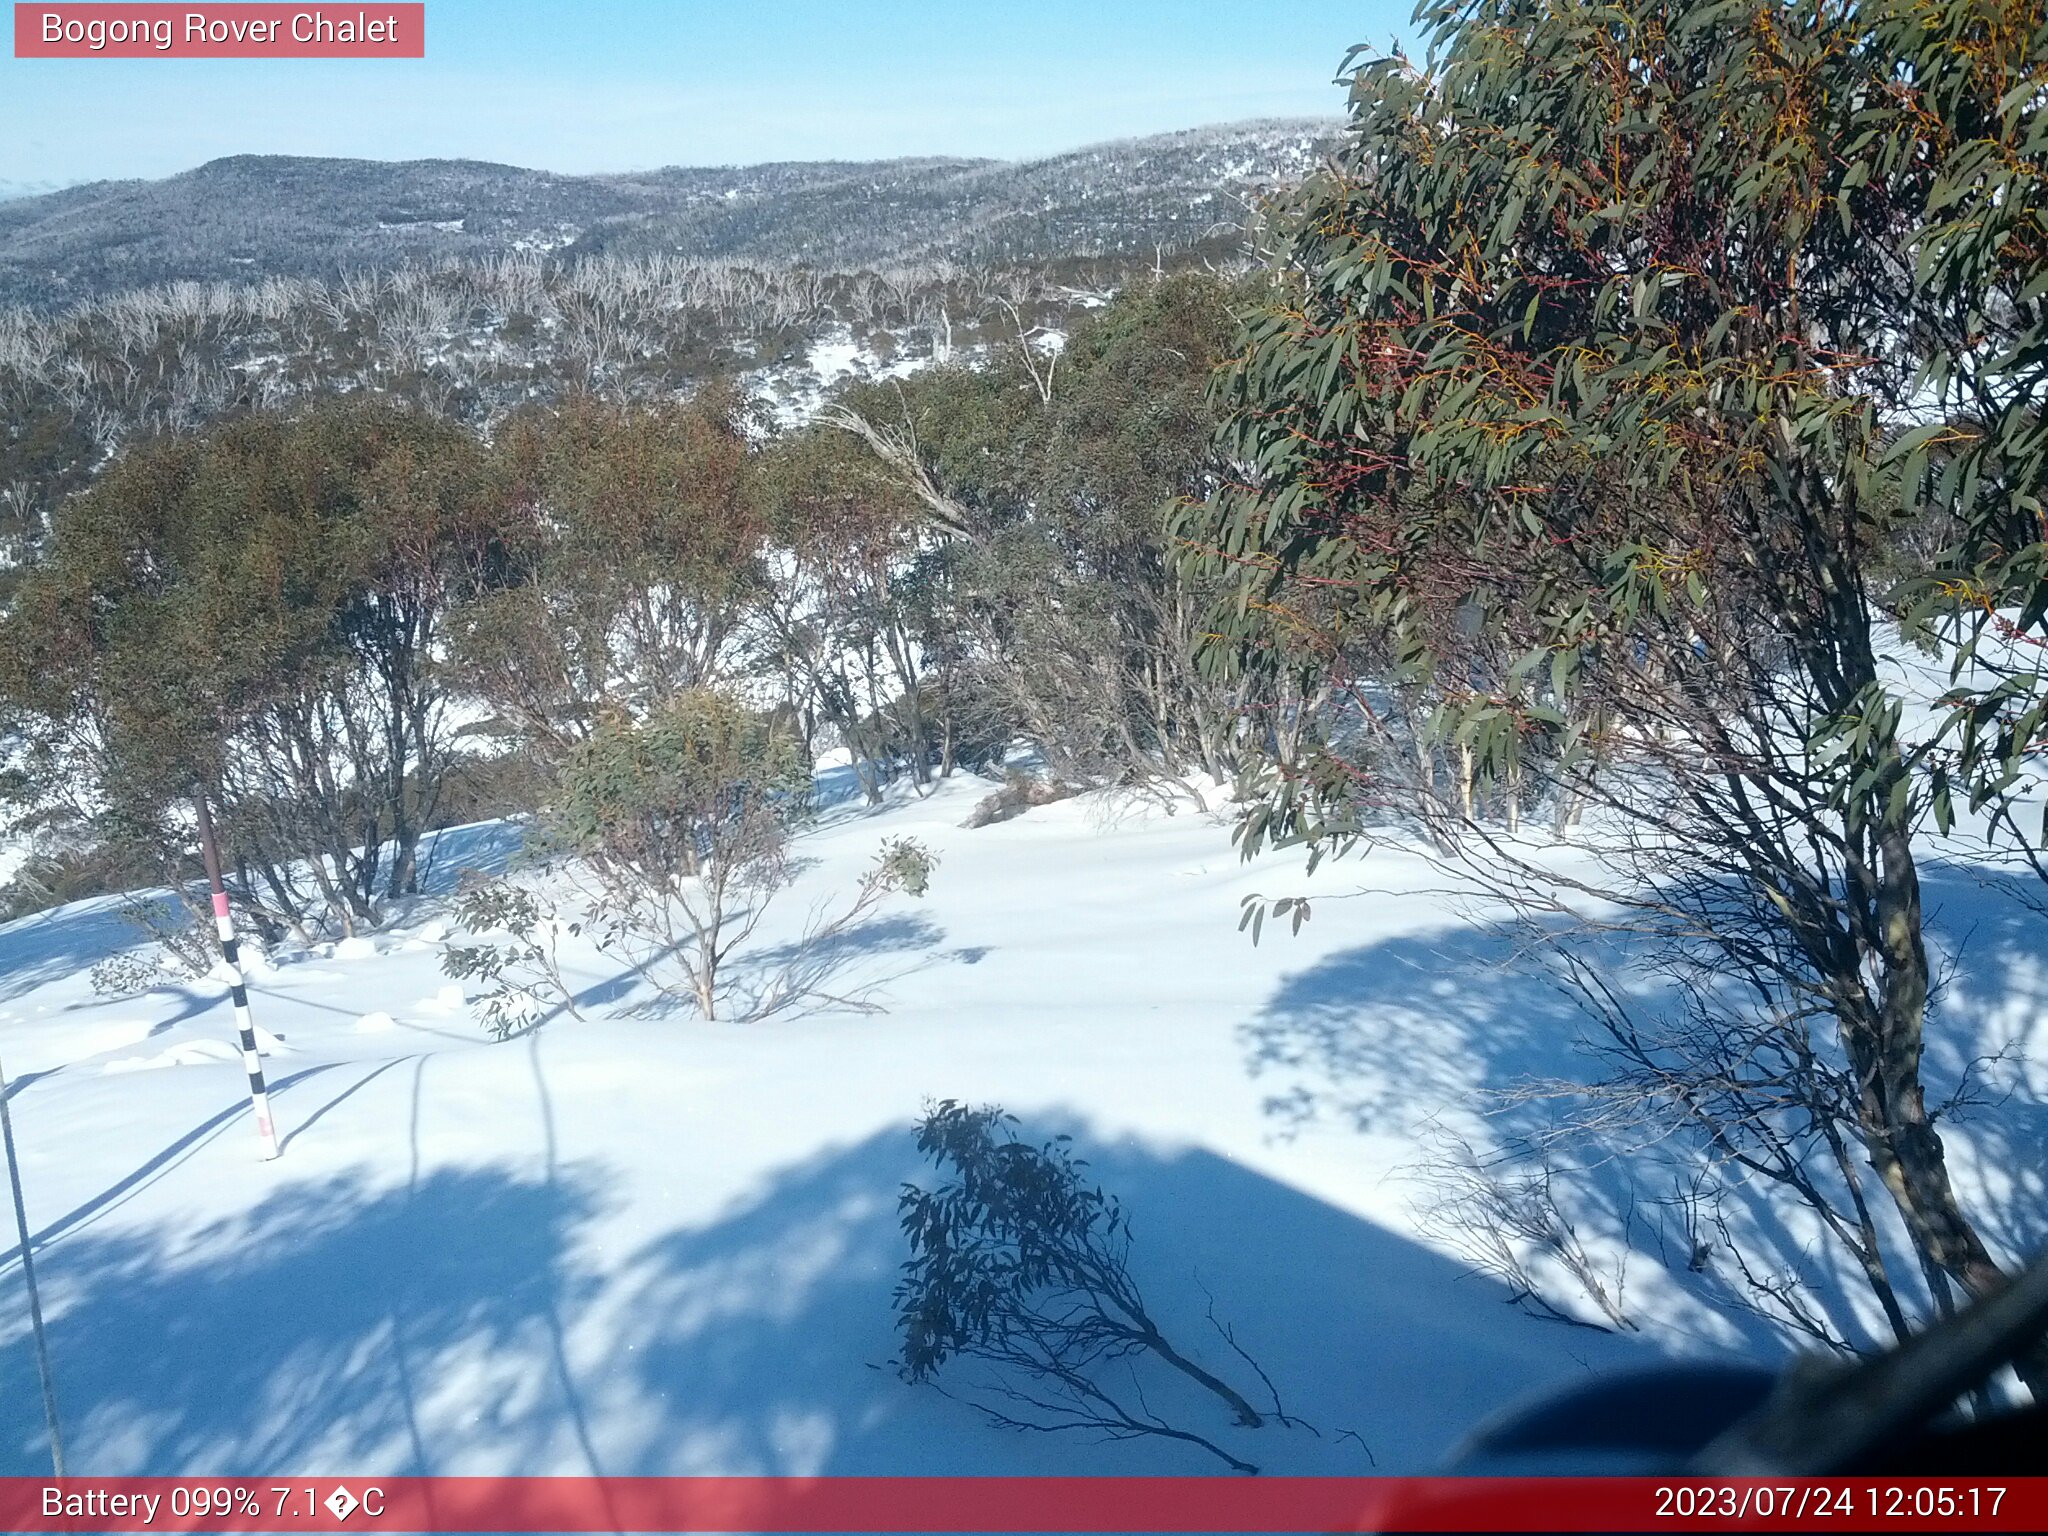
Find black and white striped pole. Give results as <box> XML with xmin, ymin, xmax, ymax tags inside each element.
<box><xmin>194</xmin><ymin>790</ymin><xmax>280</xmax><ymax>1162</ymax></box>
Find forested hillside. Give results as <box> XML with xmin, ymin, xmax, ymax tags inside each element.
<box><xmin>0</xmin><ymin>119</ymin><xmax>1336</xmax><ymax>308</ymax></box>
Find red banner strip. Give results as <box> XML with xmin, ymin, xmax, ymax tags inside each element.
<box><xmin>2</xmin><ymin>1477</ymin><xmax>2045</xmax><ymax>1533</ymax></box>
<box><xmin>13</xmin><ymin>5</ymin><xmax>423</xmax><ymax>58</ymax></box>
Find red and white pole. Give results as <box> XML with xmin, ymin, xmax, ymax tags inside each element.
<box><xmin>194</xmin><ymin>791</ymin><xmax>280</xmax><ymax>1161</ymax></box>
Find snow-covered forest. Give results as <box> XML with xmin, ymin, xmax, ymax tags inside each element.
<box><xmin>4</xmin><ymin>0</ymin><xmax>2047</xmax><ymax>1483</ymax></box>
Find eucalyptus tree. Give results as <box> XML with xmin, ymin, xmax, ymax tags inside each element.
<box><xmin>446</xmin><ymin>385</ymin><xmax>769</xmax><ymax>767</ymax></box>
<box><xmin>1177</xmin><ymin>0</ymin><xmax>2048</xmax><ymax>1373</ymax></box>
<box><xmin>1</xmin><ymin>397</ymin><xmax>502</xmax><ymax>934</ymax></box>
<box><xmin>812</xmin><ymin>274</ymin><xmax>1278</xmax><ymax>792</ymax></box>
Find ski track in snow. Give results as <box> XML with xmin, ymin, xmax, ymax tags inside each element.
<box><xmin>1</xmin><ymin>768</ymin><xmax>2042</xmax><ymax>1476</ymax></box>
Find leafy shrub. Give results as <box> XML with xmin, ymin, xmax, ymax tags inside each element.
<box><xmin>872</xmin><ymin>835</ymin><xmax>937</xmax><ymax>897</ymax></box>
<box><xmin>556</xmin><ymin>690</ymin><xmax>809</xmax><ymax>1020</ymax></box>
<box><xmin>115</xmin><ymin>893</ymin><xmax>220</xmax><ymax>979</ymax></box>
<box><xmin>893</xmin><ymin>1101</ymin><xmax>1278</xmax><ymax>1473</ymax></box>
<box><xmin>88</xmin><ymin>952</ymin><xmax>164</xmax><ymax>998</ymax></box>
<box><xmin>442</xmin><ymin>874</ymin><xmax>583</xmax><ymax>1038</ymax></box>
<box><xmin>0</xmin><ymin>843</ymin><xmax>162</xmax><ymax>922</ymax></box>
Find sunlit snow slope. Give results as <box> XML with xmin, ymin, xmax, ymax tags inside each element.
<box><xmin>2</xmin><ymin>764</ymin><xmax>2039</xmax><ymax>1476</ymax></box>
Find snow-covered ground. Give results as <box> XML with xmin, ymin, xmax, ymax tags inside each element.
<box><xmin>754</xmin><ymin>324</ymin><xmax>933</xmax><ymax>428</ymax></box>
<box><xmin>1</xmin><ymin>766</ymin><xmax>2041</xmax><ymax>1477</ymax></box>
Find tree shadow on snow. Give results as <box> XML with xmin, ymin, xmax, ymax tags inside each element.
<box><xmin>412</xmin><ymin>820</ymin><xmax>528</xmax><ymax>896</ymax></box>
<box><xmin>0</xmin><ymin>1063</ymin><xmax>351</xmax><ymax>1272</ymax></box>
<box><xmin>606</xmin><ymin>914</ymin><xmax>948</xmax><ymax>1023</ymax></box>
<box><xmin>1915</xmin><ymin>861</ymin><xmax>2048</xmax><ymax>1264</ymax></box>
<box><xmin>1241</xmin><ymin>925</ymin><xmax>1588</xmax><ymax>1142</ymax></box>
<box><xmin>0</xmin><ymin>897</ymin><xmax>158</xmax><ymax>1005</ymax></box>
<box><xmin>0</xmin><ymin>1126</ymin><xmax>1649</xmax><ymax>1477</ymax></box>
<box><xmin>1236</xmin><ymin>856</ymin><xmax>2048</xmax><ymax>1353</ymax></box>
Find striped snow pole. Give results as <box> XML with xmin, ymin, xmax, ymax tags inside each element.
<box><xmin>194</xmin><ymin>792</ymin><xmax>280</xmax><ymax>1162</ymax></box>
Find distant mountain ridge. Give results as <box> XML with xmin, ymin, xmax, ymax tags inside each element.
<box><xmin>0</xmin><ymin>119</ymin><xmax>1341</xmax><ymax>308</ymax></box>
<box><xmin>0</xmin><ymin>178</ymin><xmax>70</xmax><ymax>202</ymax></box>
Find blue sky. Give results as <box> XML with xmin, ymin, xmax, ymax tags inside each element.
<box><xmin>2</xmin><ymin>1</ymin><xmax>1415</xmax><ymax>188</ymax></box>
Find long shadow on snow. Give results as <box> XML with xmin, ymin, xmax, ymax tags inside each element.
<box><xmin>1240</xmin><ymin>857</ymin><xmax>2048</xmax><ymax>1349</ymax></box>
<box><xmin>604</xmin><ymin>914</ymin><xmax>947</xmax><ymax>1022</ymax></box>
<box><xmin>410</xmin><ymin>819</ymin><xmax>527</xmax><ymax>895</ymax></box>
<box><xmin>1</xmin><ymin>1164</ymin><xmax>597</xmax><ymax>1476</ymax></box>
<box><xmin>1915</xmin><ymin>861</ymin><xmax>2048</xmax><ymax>1262</ymax></box>
<box><xmin>0</xmin><ymin>898</ymin><xmax>160</xmax><ymax>1005</ymax></box>
<box><xmin>0</xmin><ymin>820</ymin><xmax>525</xmax><ymax>1007</ymax></box>
<box><xmin>0</xmin><ymin>1064</ymin><xmax>350</xmax><ymax>1271</ymax></box>
<box><xmin>0</xmin><ymin>1128</ymin><xmax>1647</xmax><ymax>1477</ymax></box>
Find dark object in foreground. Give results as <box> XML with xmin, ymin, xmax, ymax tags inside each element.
<box><xmin>1451</xmin><ymin>1251</ymin><xmax>2048</xmax><ymax>1475</ymax></box>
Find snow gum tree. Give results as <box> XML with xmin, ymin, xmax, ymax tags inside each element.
<box><xmin>757</xmin><ymin>422</ymin><xmax>952</xmax><ymax>802</ymax></box>
<box><xmin>805</xmin><ymin>274</ymin><xmax>1297</xmax><ymax>793</ymax></box>
<box><xmin>446</xmin><ymin>386</ymin><xmax>769</xmax><ymax>767</ymax></box>
<box><xmin>0</xmin><ymin>397</ymin><xmax>502</xmax><ymax>935</ymax></box>
<box><xmin>553</xmin><ymin>689</ymin><xmax>807</xmax><ymax>1021</ymax></box>
<box><xmin>1176</xmin><ymin>0</ymin><xmax>2048</xmax><ymax>1381</ymax></box>
<box><xmin>547</xmin><ymin>689</ymin><xmax>938</xmax><ymax>1023</ymax></box>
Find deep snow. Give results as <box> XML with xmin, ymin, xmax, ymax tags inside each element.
<box><xmin>1</xmin><ymin>765</ymin><xmax>2041</xmax><ymax>1477</ymax></box>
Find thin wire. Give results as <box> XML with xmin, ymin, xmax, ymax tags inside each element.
<box><xmin>0</xmin><ymin>1048</ymin><xmax>65</xmax><ymax>1475</ymax></box>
